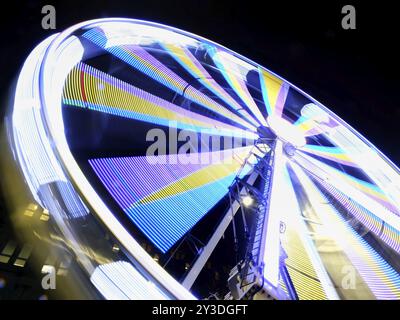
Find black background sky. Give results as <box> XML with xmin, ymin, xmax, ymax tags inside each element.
<box><xmin>1</xmin><ymin>0</ymin><xmax>399</xmax><ymax>164</ymax></box>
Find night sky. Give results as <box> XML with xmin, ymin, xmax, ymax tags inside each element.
<box><xmin>1</xmin><ymin>0</ymin><xmax>399</xmax><ymax>165</ymax></box>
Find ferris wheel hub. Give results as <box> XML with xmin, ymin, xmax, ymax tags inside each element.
<box><xmin>267</xmin><ymin>115</ymin><xmax>306</xmax><ymax>148</ymax></box>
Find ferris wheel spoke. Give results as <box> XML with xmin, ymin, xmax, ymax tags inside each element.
<box><xmin>89</xmin><ymin>146</ymin><xmax>257</xmax><ymax>253</ymax></box>
<box><xmin>325</xmin><ymin>123</ymin><xmax>400</xmax><ymax>214</ymax></box>
<box><xmin>258</xmin><ymin>67</ymin><xmax>289</xmax><ymax>119</ymax></box>
<box><xmin>282</xmin><ymin>162</ymin><xmax>340</xmax><ymax>299</ymax></box>
<box><xmin>261</xmin><ymin>152</ymin><xmax>338</xmax><ymax>299</ymax></box>
<box><xmin>289</xmin><ymin>162</ymin><xmax>400</xmax><ymax>299</ymax></box>
<box><xmin>312</xmin><ymin>174</ymin><xmax>400</xmax><ymax>253</ymax></box>
<box><xmin>160</xmin><ymin>43</ymin><xmax>259</xmax><ymax>127</ymax></box>
<box><xmin>207</xmin><ymin>47</ymin><xmax>268</xmax><ymax>126</ymax></box>
<box><xmin>293</xmin><ymin>103</ymin><xmax>338</xmax><ymax>137</ymax></box>
<box><xmin>298</xmin><ymin>144</ymin><xmax>358</xmax><ymax>168</ymax></box>
<box><xmin>62</xmin><ymin>62</ymin><xmax>257</xmax><ymax>139</ymax></box>
<box><xmin>293</xmin><ymin>152</ymin><xmax>400</xmax><ymax>233</ymax></box>
<box><xmin>82</xmin><ymin>28</ymin><xmax>256</xmax><ymax>131</ymax></box>
<box><xmin>259</xmin><ymin>140</ymin><xmax>284</xmax><ymax>288</ymax></box>
<box><xmin>294</xmin><ymin>118</ymin><xmax>325</xmax><ymax>137</ymax></box>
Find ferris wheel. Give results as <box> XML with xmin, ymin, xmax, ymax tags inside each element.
<box><xmin>7</xmin><ymin>18</ymin><xmax>400</xmax><ymax>300</ymax></box>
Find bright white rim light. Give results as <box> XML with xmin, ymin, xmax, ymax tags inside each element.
<box><xmin>242</xmin><ymin>195</ymin><xmax>254</xmax><ymax>207</ymax></box>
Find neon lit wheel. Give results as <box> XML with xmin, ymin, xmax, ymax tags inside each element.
<box><xmin>6</xmin><ymin>18</ymin><xmax>400</xmax><ymax>300</ymax></box>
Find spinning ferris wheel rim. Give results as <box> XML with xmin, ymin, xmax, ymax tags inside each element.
<box><xmin>8</xmin><ymin>17</ymin><xmax>400</xmax><ymax>300</ymax></box>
